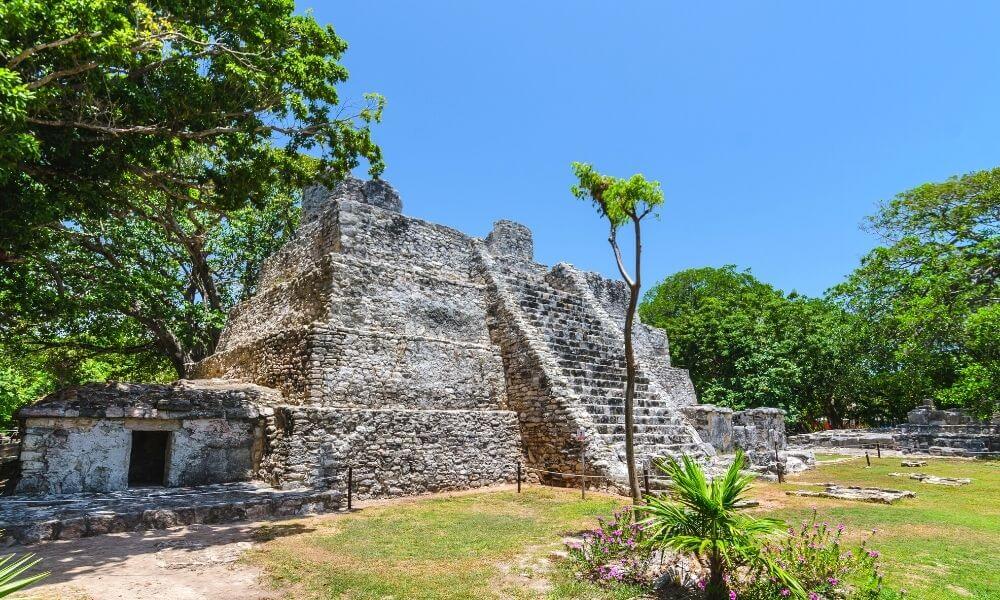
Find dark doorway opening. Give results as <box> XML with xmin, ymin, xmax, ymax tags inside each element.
<box><xmin>128</xmin><ymin>430</ymin><xmax>169</xmax><ymax>487</ymax></box>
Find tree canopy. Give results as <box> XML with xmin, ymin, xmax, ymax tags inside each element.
<box><xmin>642</xmin><ymin>167</ymin><xmax>999</xmax><ymax>427</ymax></box>
<box><xmin>639</xmin><ymin>266</ymin><xmax>866</xmax><ymax>428</ymax></box>
<box><xmin>831</xmin><ymin>167</ymin><xmax>999</xmax><ymax>419</ymax></box>
<box><xmin>1</xmin><ymin>0</ymin><xmax>383</xmax><ymax>262</ymax></box>
<box><xmin>0</xmin><ymin>0</ymin><xmax>383</xmax><ymax>424</ymax></box>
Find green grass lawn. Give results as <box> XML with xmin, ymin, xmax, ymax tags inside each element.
<box><xmin>248</xmin><ymin>458</ymin><xmax>999</xmax><ymax>599</ymax></box>
<box><xmin>751</xmin><ymin>457</ymin><xmax>1000</xmax><ymax>600</ymax></box>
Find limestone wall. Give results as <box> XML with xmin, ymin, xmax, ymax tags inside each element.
<box><xmin>17</xmin><ymin>416</ymin><xmax>258</xmax><ymax>494</ymax></box>
<box><xmin>260</xmin><ymin>407</ymin><xmax>522</xmax><ymax>496</ymax></box>
<box><xmin>304</xmin><ymin>324</ymin><xmax>506</xmax><ymax>410</ymax></box>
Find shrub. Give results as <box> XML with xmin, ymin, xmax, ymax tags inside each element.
<box><xmin>565</xmin><ymin>506</ymin><xmax>653</xmax><ymax>588</ymax></box>
<box><xmin>735</xmin><ymin>511</ymin><xmax>899</xmax><ymax>599</ymax></box>
<box><xmin>639</xmin><ymin>451</ymin><xmax>803</xmax><ymax>600</ymax></box>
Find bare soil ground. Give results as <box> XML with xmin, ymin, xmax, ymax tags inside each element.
<box><xmin>15</xmin><ymin>485</ymin><xmax>521</xmax><ymax>600</ymax></box>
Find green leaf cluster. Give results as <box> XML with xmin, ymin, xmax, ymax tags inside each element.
<box><xmin>640</xmin><ymin>451</ymin><xmax>802</xmax><ymax>599</ymax></box>
<box><xmin>570</xmin><ymin>162</ymin><xmax>663</xmax><ymax>228</ymax></box>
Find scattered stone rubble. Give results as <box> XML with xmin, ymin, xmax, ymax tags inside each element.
<box><xmin>787</xmin><ymin>484</ymin><xmax>916</xmax><ymax>504</ymax></box>
<box><xmin>7</xmin><ymin>177</ymin><xmax>805</xmax><ymax>540</ymax></box>
<box><xmin>888</xmin><ymin>473</ymin><xmax>971</xmax><ymax>486</ymax></box>
<box><xmin>900</xmin><ymin>460</ymin><xmax>927</xmax><ymax>467</ymax></box>
<box><xmin>788</xmin><ymin>399</ymin><xmax>999</xmax><ymax>458</ymax></box>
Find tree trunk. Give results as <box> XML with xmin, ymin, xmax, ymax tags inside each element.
<box><xmin>623</xmin><ymin>282</ymin><xmax>642</xmax><ymax>503</ymax></box>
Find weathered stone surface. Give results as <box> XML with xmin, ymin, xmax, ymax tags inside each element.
<box><xmin>261</xmin><ymin>407</ymin><xmax>521</xmax><ymax>496</ymax></box>
<box><xmin>787</xmin><ymin>484</ymin><xmax>916</xmax><ymax>504</ymax></box>
<box><xmin>15</xmin><ymin>380</ymin><xmax>273</xmax><ymax>494</ymax></box>
<box><xmin>901</xmin><ymin>460</ymin><xmax>927</xmax><ymax>467</ymax></box>
<box><xmin>15</xmin><ymin>177</ymin><xmax>801</xmax><ymax>503</ymax></box>
<box><xmin>888</xmin><ymin>473</ymin><xmax>971</xmax><ymax>486</ymax></box>
<box><xmin>0</xmin><ymin>482</ymin><xmax>342</xmax><ymax>546</ymax></box>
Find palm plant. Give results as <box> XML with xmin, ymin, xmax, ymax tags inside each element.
<box><xmin>638</xmin><ymin>451</ymin><xmax>803</xmax><ymax>600</ymax></box>
<box><xmin>0</xmin><ymin>543</ymin><xmax>47</xmax><ymax>598</ymax></box>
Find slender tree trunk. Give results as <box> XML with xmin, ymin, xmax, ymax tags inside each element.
<box><xmin>608</xmin><ymin>217</ymin><xmax>644</xmax><ymax>504</ymax></box>
<box><xmin>623</xmin><ymin>281</ymin><xmax>642</xmax><ymax>503</ymax></box>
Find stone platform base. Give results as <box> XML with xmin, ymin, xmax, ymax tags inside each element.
<box><xmin>0</xmin><ymin>482</ymin><xmax>342</xmax><ymax>546</ymax></box>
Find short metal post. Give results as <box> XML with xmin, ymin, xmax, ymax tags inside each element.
<box><xmin>775</xmin><ymin>441</ymin><xmax>783</xmax><ymax>483</ymax></box>
<box><xmin>865</xmin><ymin>452</ymin><xmax>871</xmax><ymax>467</ymax></box>
<box><xmin>516</xmin><ymin>461</ymin><xmax>522</xmax><ymax>493</ymax></box>
<box><xmin>643</xmin><ymin>465</ymin><xmax>650</xmax><ymax>496</ymax></box>
<box><xmin>876</xmin><ymin>443</ymin><xmax>881</xmax><ymax>459</ymax></box>
<box><xmin>581</xmin><ymin>452</ymin><xmax>586</xmax><ymax>500</ymax></box>
<box><xmin>347</xmin><ymin>466</ymin><xmax>353</xmax><ymax>510</ymax></box>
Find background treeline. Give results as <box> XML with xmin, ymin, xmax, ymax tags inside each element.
<box><xmin>641</xmin><ymin>168</ymin><xmax>999</xmax><ymax>429</ymax></box>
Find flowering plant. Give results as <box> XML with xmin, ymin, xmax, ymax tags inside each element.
<box><xmin>736</xmin><ymin>510</ymin><xmax>897</xmax><ymax>599</ymax></box>
<box><xmin>565</xmin><ymin>507</ymin><xmax>653</xmax><ymax>587</ymax></box>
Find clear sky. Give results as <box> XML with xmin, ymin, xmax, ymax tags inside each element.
<box><xmin>305</xmin><ymin>1</ymin><xmax>1000</xmax><ymax>297</ymax></box>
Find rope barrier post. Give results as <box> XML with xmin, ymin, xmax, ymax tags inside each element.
<box><xmin>876</xmin><ymin>443</ymin><xmax>881</xmax><ymax>459</ymax></box>
<box><xmin>581</xmin><ymin>452</ymin><xmax>587</xmax><ymax>500</ymax></box>
<box><xmin>347</xmin><ymin>465</ymin><xmax>353</xmax><ymax>510</ymax></box>
<box><xmin>643</xmin><ymin>464</ymin><xmax>650</xmax><ymax>497</ymax></box>
<box><xmin>865</xmin><ymin>452</ymin><xmax>871</xmax><ymax>467</ymax></box>
<box><xmin>774</xmin><ymin>441</ymin><xmax>783</xmax><ymax>483</ymax></box>
<box><xmin>516</xmin><ymin>461</ymin><xmax>521</xmax><ymax>494</ymax></box>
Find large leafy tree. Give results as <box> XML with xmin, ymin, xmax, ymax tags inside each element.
<box><xmin>640</xmin><ymin>266</ymin><xmax>867</xmax><ymax>428</ymax></box>
<box><xmin>832</xmin><ymin>167</ymin><xmax>999</xmax><ymax>419</ymax></box>
<box><xmin>571</xmin><ymin>162</ymin><xmax>664</xmax><ymax>503</ymax></box>
<box><xmin>0</xmin><ymin>0</ymin><xmax>383</xmax><ymax>417</ymax></box>
<box><xmin>1</xmin><ymin>0</ymin><xmax>382</xmax><ymax>262</ymax></box>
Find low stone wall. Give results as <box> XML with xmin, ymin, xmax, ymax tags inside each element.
<box><xmin>787</xmin><ymin>429</ymin><xmax>896</xmax><ymax>450</ymax></box>
<box><xmin>681</xmin><ymin>405</ymin><xmax>735</xmax><ymax>453</ymax></box>
<box><xmin>260</xmin><ymin>407</ymin><xmax>523</xmax><ymax>497</ymax></box>
<box><xmin>788</xmin><ymin>401</ymin><xmax>999</xmax><ymax>458</ymax></box>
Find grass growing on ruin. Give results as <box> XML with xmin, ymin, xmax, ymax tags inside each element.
<box><xmin>752</xmin><ymin>457</ymin><xmax>1000</xmax><ymax>600</ymax></box>
<box><xmin>248</xmin><ymin>459</ymin><xmax>999</xmax><ymax>599</ymax></box>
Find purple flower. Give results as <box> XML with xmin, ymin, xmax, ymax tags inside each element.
<box><xmin>828</xmin><ymin>577</ymin><xmax>839</xmax><ymax>585</ymax></box>
<box><xmin>869</xmin><ymin>550</ymin><xmax>880</xmax><ymax>558</ymax></box>
<box><xmin>780</xmin><ymin>589</ymin><xmax>791</xmax><ymax>597</ymax></box>
<box><xmin>729</xmin><ymin>591</ymin><xmax>737</xmax><ymax>600</ymax></box>
<box><xmin>809</xmin><ymin>594</ymin><xmax>820</xmax><ymax>600</ymax></box>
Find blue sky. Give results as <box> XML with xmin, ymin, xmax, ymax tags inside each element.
<box><xmin>306</xmin><ymin>1</ymin><xmax>1000</xmax><ymax>297</ymax></box>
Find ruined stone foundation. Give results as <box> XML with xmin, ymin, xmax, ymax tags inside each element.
<box><xmin>15</xmin><ymin>178</ymin><xmax>796</xmax><ymax>498</ymax></box>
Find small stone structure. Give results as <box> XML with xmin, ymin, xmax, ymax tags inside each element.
<box><xmin>787</xmin><ymin>484</ymin><xmax>916</xmax><ymax>504</ymax></box>
<box><xmin>10</xmin><ymin>178</ymin><xmax>798</xmax><ymax>505</ymax></box>
<box><xmin>789</xmin><ymin>399</ymin><xmax>999</xmax><ymax>458</ymax></box>
<box><xmin>888</xmin><ymin>473</ymin><xmax>971</xmax><ymax>486</ymax></box>
<box><xmin>15</xmin><ymin>380</ymin><xmax>274</xmax><ymax>494</ymax></box>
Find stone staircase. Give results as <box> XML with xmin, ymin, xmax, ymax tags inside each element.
<box><xmin>492</xmin><ymin>262</ymin><xmax>710</xmax><ymax>470</ymax></box>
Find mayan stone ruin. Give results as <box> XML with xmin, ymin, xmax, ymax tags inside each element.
<box><xmin>8</xmin><ymin>178</ymin><xmax>805</xmax><ymax>527</ymax></box>
<box><xmin>788</xmin><ymin>398</ymin><xmax>1000</xmax><ymax>458</ymax></box>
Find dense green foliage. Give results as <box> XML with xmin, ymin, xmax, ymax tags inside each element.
<box><xmin>640</xmin><ymin>266</ymin><xmax>864</xmax><ymax>427</ymax></box>
<box><xmin>831</xmin><ymin>168</ymin><xmax>999</xmax><ymax>419</ymax></box>
<box><xmin>1</xmin><ymin>0</ymin><xmax>382</xmax><ymax>261</ymax></box>
<box><xmin>642</xmin><ymin>167</ymin><xmax>998</xmax><ymax>426</ymax></box>
<box><xmin>0</xmin><ymin>0</ymin><xmax>381</xmax><ymax>424</ymax></box>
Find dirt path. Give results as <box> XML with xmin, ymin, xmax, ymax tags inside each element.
<box><xmin>15</xmin><ymin>484</ymin><xmax>523</xmax><ymax>600</ymax></box>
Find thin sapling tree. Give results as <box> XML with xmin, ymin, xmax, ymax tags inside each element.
<box><xmin>570</xmin><ymin>162</ymin><xmax>664</xmax><ymax>503</ymax></box>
